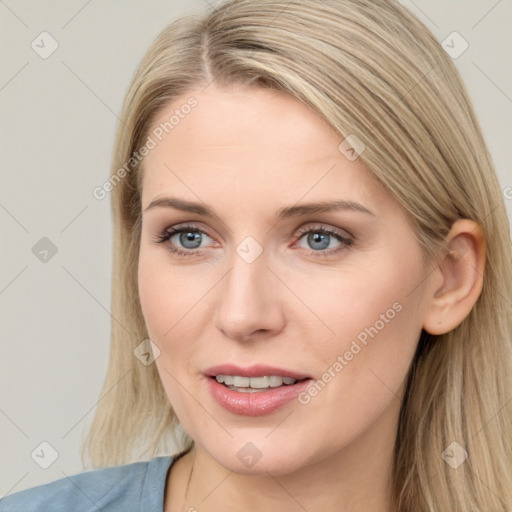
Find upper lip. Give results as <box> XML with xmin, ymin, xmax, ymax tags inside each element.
<box><xmin>204</xmin><ymin>364</ymin><xmax>312</xmax><ymax>380</ymax></box>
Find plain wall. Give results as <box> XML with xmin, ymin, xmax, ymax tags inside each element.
<box><xmin>1</xmin><ymin>0</ymin><xmax>511</xmax><ymax>496</ymax></box>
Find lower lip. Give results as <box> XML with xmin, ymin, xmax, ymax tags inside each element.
<box><xmin>206</xmin><ymin>377</ymin><xmax>313</xmax><ymax>416</ymax></box>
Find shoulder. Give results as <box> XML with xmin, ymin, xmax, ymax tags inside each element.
<box><xmin>0</xmin><ymin>455</ymin><xmax>174</xmax><ymax>512</ymax></box>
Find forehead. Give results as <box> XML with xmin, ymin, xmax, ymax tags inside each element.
<box><xmin>140</xmin><ymin>85</ymin><xmax>389</xmax><ymax>214</ymax></box>
<box><xmin>147</xmin><ymin>85</ymin><xmax>339</xmax><ymax>158</ymax></box>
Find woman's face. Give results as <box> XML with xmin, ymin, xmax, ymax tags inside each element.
<box><xmin>138</xmin><ymin>84</ymin><xmax>433</xmax><ymax>475</ymax></box>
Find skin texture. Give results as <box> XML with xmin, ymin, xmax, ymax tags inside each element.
<box><xmin>137</xmin><ymin>84</ymin><xmax>485</xmax><ymax>512</ymax></box>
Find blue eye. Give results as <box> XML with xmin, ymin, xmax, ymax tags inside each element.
<box><xmin>153</xmin><ymin>224</ymin><xmax>213</xmax><ymax>257</ymax></box>
<box><xmin>300</xmin><ymin>231</ymin><xmax>338</xmax><ymax>251</ymax></box>
<box><xmin>172</xmin><ymin>230</ymin><xmax>204</xmax><ymax>250</ymax></box>
<box><xmin>294</xmin><ymin>225</ymin><xmax>353</xmax><ymax>257</ymax></box>
<box><xmin>153</xmin><ymin>223</ymin><xmax>354</xmax><ymax>258</ymax></box>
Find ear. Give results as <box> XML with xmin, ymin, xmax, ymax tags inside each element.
<box><xmin>422</xmin><ymin>219</ymin><xmax>486</xmax><ymax>335</ymax></box>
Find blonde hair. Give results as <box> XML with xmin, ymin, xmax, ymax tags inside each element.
<box><xmin>82</xmin><ymin>1</ymin><xmax>512</xmax><ymax>509</ymax></box>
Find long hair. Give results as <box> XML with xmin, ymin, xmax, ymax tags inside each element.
<box><xmin>81</xmin><ymin>1</ymin><xmax>512</xmax><ymax>510</ymax></box>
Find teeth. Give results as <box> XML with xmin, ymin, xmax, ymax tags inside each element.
<box><xmin>233</xmin><ymin>376</ymin><xmax>250</xmax><ymax>387</ymax></box>
<box><xmin>215</xmin><ymin>374</ymin><xmax>298</xmax><ymax>389</ymax></box>
<box><xmin>250</xmin><ymin>376</ymin><xmax>270</xmax><ymax>388</ymax></box>
<box><xmin>269</xmin><ymin>376</ymin><xmax>283</xmax><ymax>387</ymax></box>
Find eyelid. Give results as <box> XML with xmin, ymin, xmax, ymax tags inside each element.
<box><xmin>171</xmin><ymin>222</ymin><xmax>213</xmax><ymax>236</ymax></box>
<box><xmin>154</xmin><ymin>222</ymin><xmax>215</xmax><ymax>244</ymax></box>
<box><xmin>293</xmin><ymin>222</ymin><xmax>354</xmax><ymax>240</ymax></box>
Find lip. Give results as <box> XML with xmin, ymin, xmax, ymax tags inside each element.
<box><xmin>204</xmin><ymin>364</ymin><xmax>313</xmax><ymax>416</ymax></box>
<box><xmin>204</xmin><ymin>364</ymin><xmax>312</xmax><ymax>380</ymax></box>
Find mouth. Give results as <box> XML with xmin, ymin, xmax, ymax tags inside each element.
<box><xmin>212</xmin><ymin>374</ymin><xmax>308</xmax><ymax>392</ymax></box>
<box><xmin>204</xmin><ymin>364</ymin><xmax>314</xmax><ymax>416</ymax></box>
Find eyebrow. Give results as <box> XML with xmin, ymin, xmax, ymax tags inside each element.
<box><xmin>144</xmin><ymin>196</ymin><xmax>375</xmax><ymax>220</ymax></box>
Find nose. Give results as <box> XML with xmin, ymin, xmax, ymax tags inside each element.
<box><xmin>213</xmin><ymin>247</ymin><xmax>285</xmax><ymax>343</ymax></box>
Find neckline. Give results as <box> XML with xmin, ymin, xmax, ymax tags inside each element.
<box><xmin>161</xmin><ymin>447</ymin><xmax>194</xmax><ymax>511</ymax></box>
<box><xmin>142</xmin><ymin>448</ymin><xmax>193</xmax><ymax>511</ymax></box>
<box><xmin>140</xmin><ymin>455</ymin><xmax>175</xmax><ymax>511</ymax></box>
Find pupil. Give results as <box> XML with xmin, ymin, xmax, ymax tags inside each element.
<box><xmin>180</xmin><ymin>231</ymin><xmax>202</xmax><ymax>249</ymax></box>
<box><xmin>309</xmin><ymin>232</ymin><xmax>329</xmax><ymax>250</ymax></box>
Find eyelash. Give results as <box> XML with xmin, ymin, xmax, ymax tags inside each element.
<box><xmin>153</xmin><ymin>223</ymin><xmax>354</xmax><ymax>259</ymax></box>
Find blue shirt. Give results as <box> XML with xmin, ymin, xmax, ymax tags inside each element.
<box><xmin>0</xmin><ymin>455</ymin><xmax>174</xmax><ymax>512</ymax></box>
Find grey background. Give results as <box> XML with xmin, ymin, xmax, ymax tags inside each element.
<box><xmin>1</xmin><ymin>0</ymin><xmax>511</xmax><ymax>496</ymax></box>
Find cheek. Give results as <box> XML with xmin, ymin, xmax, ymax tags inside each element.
<box><xmin>138</xmin><ymin>250</ymin><xmax>207</xmax><ymax>344</ymax></box>
<box><xmin>138</xmin><ymin>253</ymin><xmax>204</xmax><ymax>421</ymax></box>
<box><xmin>288</xmin><ymin>243</ymin><xmax>425</xmax><ymax>390</ymax></box>
<box><xmin>289</xmin><ymin>246</ymin><xmax>426</xmax><ymax>433</ymax></box>
<box><xmin>137</xmin><ymin>249</ymin><xmax>217</xmax><ymax>420</ymax></box>
<box><xmin>138</xmin><ymin>257</ymin><xmax>168</xmax><ymax>342</ymax></box>
<box><xmin>290</xmin><ymin>247</ymin><xmax>425</xmax><ymax>353</ymax></box>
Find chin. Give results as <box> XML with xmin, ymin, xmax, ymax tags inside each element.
<box><xmin>204</xmin><ymin>438</ymin><xmax>319</xmax><ymax>477</ymax></box>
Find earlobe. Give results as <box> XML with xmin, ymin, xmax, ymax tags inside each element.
<box><xmin>422</xmin><ymin>219</ymin><xmax>486</xmax><ymax>335</ymax></box>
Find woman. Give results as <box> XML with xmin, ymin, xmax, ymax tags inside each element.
<box><xmin>2</xmin><ymin>0</ymin><xmax>511</xmax><ymax>511</ymax></box>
